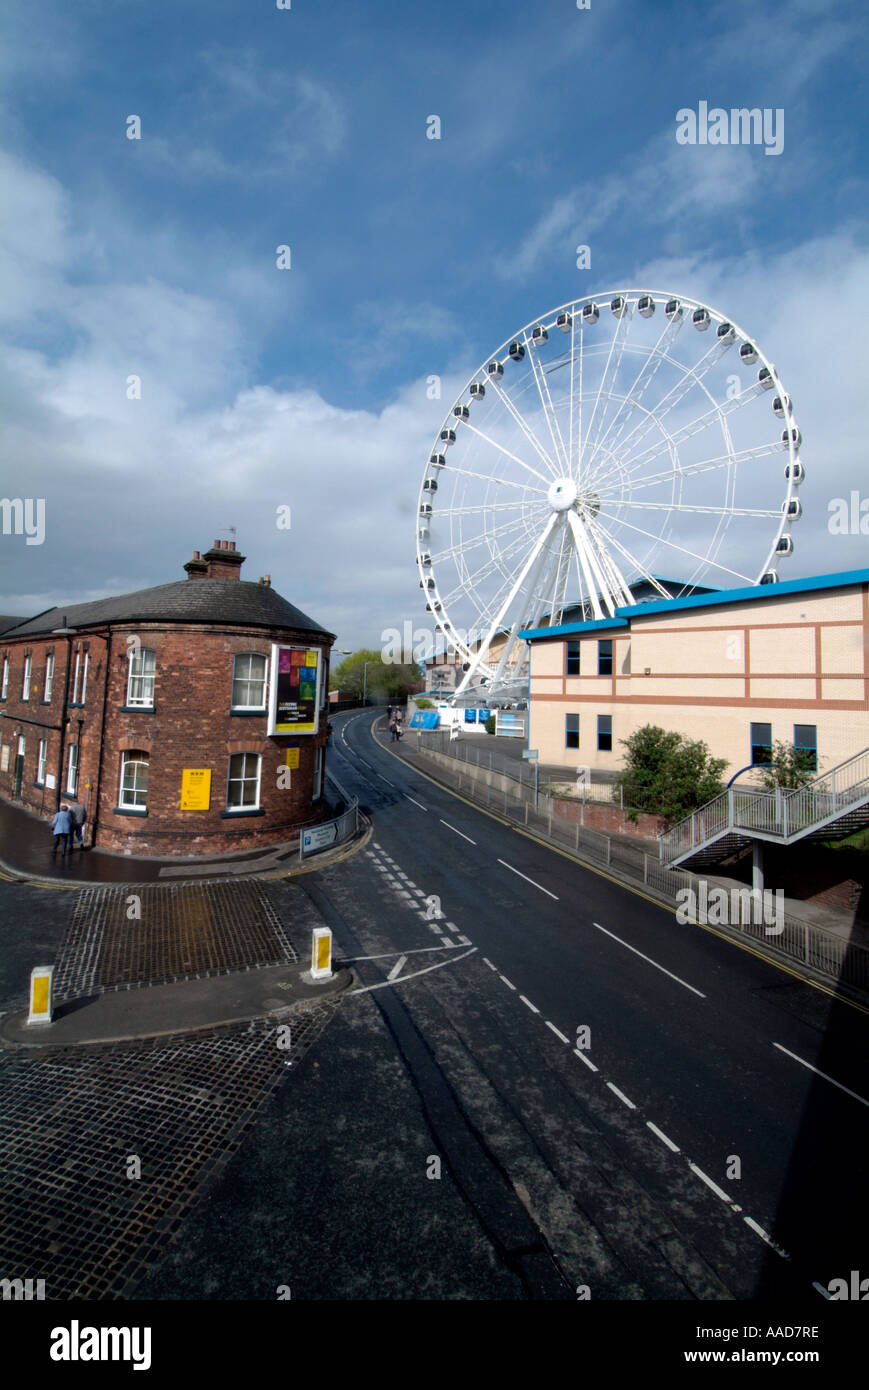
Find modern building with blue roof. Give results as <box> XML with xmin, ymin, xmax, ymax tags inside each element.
<box><xmin>519</xmin><ymin>567</ymin><xmax>869</xmax><ymax>779</ymax></box>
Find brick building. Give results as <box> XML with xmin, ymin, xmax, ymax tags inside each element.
<box><xmin>0</xmin><ymin>542</ymin><xmax>335</xmax><ymax>857</ymax></box>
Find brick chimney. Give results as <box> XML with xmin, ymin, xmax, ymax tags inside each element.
<box><xmin>184</xmin><ymin>541</ymin><xmax>246</xmax><ymax>580</ymax></box>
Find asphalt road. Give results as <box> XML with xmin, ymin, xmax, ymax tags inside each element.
<box><xmin>127</xmin><ymin>707</ymin><xmax>869</xmax><ymax>1303</ymax></box>
<box><xmin>312</xmin><ymin>708</ymin><xmax>868</xmax><ymax>1300</ymax></box>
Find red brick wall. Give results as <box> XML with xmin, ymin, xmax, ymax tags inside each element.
<box><xmin>0</xmin><ymin>624</ymin><xmax>333</xmax><ymax>857</ymax></box>
<box><xmin>552</xmin><ymin>796</ymin><xmax>666</xmax><ymax>840</ymax></box>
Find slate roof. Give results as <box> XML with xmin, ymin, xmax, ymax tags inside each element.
<box><xmin>0</xmin><ymin>616</ymin><xmax>28</xmax><ymax>635</ymax></box>
<box><xmin>1</xmin><ymin>580</ymin><xmax>334</xmax><ymax>639</ymax></box>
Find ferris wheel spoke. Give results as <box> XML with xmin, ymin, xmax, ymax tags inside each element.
<box><xmin>441</xmin><ymin>461</ymin><xmax>548</xmax><ymax>496</ymax></box>
<box><xmin>620</xmin><ymin>387</ymin><xmax>770</xmax><ymax>473</ymax></box>
<box><xmin>439</xmin><ymin>528</ymin><xmax>536</xmax><ymax>606</ymax></box>
<box><xmin>580</xmin><ymin>308</ymin><xmax>632</xmax><ymax>480</ymax></box>
<box><xmin>486</xmin><ymin>376</ymin><xmax>560</xmax><ymax>479</ymax></box>
<box><xmin>603</xmin><ymin>498</ymin><xmax>781</xmax><ymax>519</ymax></box>
<box><xmin>613</xmin><ymin>334</ymin><xmax>734</xmax><ymax>462</ymax></box>
<box><xmin>589</xmin><ymin>312</ymin><xmax>687</xmax><ymax>467</ymax></box>
<box><xmin>489</xmin><ymin>519</ymin><xmax>566</xmax><ymax>687</ymax></box>
<box><xmin>588</xmin><ymin>513</ymin><xmax>674</xmax><ymax>600</ymax></box>
<box><xmin>522</xmin><ymin>329</ymin><xmax>569</xmax><ymax>472</ymax></box>
<box><xmin>436</xmin><ymin>500</ymin><xmax>532</xmax><ymax>519</ymax></box>
<box><xmin>453</xmin><ymin>514</ymin><xmax>559</xmax><ymax>699</ymax></box>
<box><xmin>460</xmin><ymin>420</ymin><xmax>553</xmax><ymax>486</ymax></box>
<box><xmin>605</xmin><ymin>512</ymin><xmax>757</xmax><ymax>584</ymax></box>
<box><xmin>433</xmin><ymin>512</ymin><xmax>533</xmax><ymax>566</ymax></box>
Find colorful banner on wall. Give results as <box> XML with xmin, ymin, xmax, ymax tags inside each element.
<box><xmin>268</xmin><ymin>645</ymin><xmax>321</xmax><ymax>736</ymax></box>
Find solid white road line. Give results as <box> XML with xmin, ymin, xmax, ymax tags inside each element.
<box><xmin>743</xmin><ymin>1216</ymin><xmax>786</xmax><ymax>1256</ymax></box>
<box><xmin>520</xmin><ymin>995</ymin><xmax>540</xmax><ymax>1014</ymax></box>
<box><xmin>439</xmin><ymin>819</ymin><xmax>477</xmax><ymax>844</ymax></box>
<box><xmin>545</xmin><ymin>1021</ymin><xmax>570</xmax><ymax>1044</ymax></box>
<box><xmin>387</xmin><ymin>955</ymin><xmax>408</xmax><ymax>980</ymax></box>
<box><xmin>606</xmin><ymin>1082</ymin><xmax>636</xmax><ymax>1110</ymax></box>
<box><xmin>342</xmin><ymin>944</ymin><xmax>465</xmax><ymax>963</ymax></box>
<box><xmin>499</xmin><ymin>974</ymin><xmax>516</xmax><ymax>990</ymax></box>
<box><xmin>592</xmin><ymin>922</ymin><xmax>706</xmax><ymax>998</ymax></box>
<box><xmin>688</xmin><ymin>1163</ymin><xmax>732</xmax><ymax>1204</ymax></box>
<box><xmin>406</xmin><ymin>795</ymin><xmax>427</xmax><ymax>811</ymax></box>
<box><xmin>574</xmin><ymin>1049</ymin><xmax>598</xmax><ymax>1072</ymax></box>
<box><xmin>646</xmin><ymin>1121</ymin><xmax>680</xmax><ymax>1153</ymax></box>
<box><xmin>772</xmin><ymin>1042</ymin><xmax>869</xmax><ymax>1108</ymax></box>
<box><xmin>497</xmin><ymin>859</ymin><xmax>559</xmax><ymax>900</ymax></box>
<box><xmin>348</xmin><ymin>946</ymin><xmax>477</xmax><ymax>995</ymax></box>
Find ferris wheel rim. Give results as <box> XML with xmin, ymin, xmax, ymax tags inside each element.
<box><xmin>415</xmin><ymin>288</ymin><xmax>802</xmax><ymax>694</ymax></box>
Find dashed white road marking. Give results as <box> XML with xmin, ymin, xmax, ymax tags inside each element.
<box><xmin>574</xmin><ymin>1049</ymin><xmax>598</xmax><ymax>1072</ymax></box>
<box><xmin>519</xmin><ymin>995</ymin><xmax>540</xmax><ymax>1014</ymax></box>
<box><xmin>499</xmin><ymin>974</ymin><xmax>516</xmax><ymax>990</ymax></box>
<box><xmin>342</xmin><ymin>944</ymin><xmax>467</xmax><ymax>962</ymax></box>
<box><xmin>439</xmin><ymin>819</ymin><xmax>476</xmax><ymax>845</ymax></box>
<box><xmin>646</xmin><ymin>1121</ymin><xmax>680</xmax><ymax>1153</ymax></box>
<box><xmin>454</xmin><ymin>934</ymin><xmax>471</xmax><ymax>946</ymax></box>
<box><xmin>606</xmin><ymin>1082</ymin><xmax>636</xmax><ymax>1110</ymax></box>
<box><xmin>772</xmin><ymin>1043</ymin><xmax>869</xmax><ymax>1109</ymax></box>
<box><xmin>406</xmin><ymin>796</ymin><xmax>427</xmax><ymax>811</ymax></box>
<box><xmin>689</xmin><ymin>1163</ymin><xmax>732</xmax><ymax>1204</ymax></box>
<box><xmin>348</xmin><ymin>946</ymin><xmax>477</xmax><ymax>995</ymax></box>
<box><xmin>743</xmin><ymin>1216</ymin><xmax>788</xmax><ymax>1258</ymax></box>
<box><xmin>483</xmin><ymin>958</ymin><xmax>496</xmax><ymax>970</ymax></box>
<box><xmin>545</xmin><ymin>1021</ymin><xmax>570</xmax><ymax>1044</ymax></box>
<box><xmin>387</xmin><ymin>955</ymin><xmax>408</xmax><ymax>981</ymax></box>
<box><xmin>592</xmin><ymin>922</ymin><xmax>706</xmax><ymax>998</ymax></box>
<box><xmin>429</xmin><ymin>922</ymin><xmax>443</xmax><ymax>934</ymax></box>
<box><xmin>497</xmin><ymin>859</ymin><xmax>558</xmax><ymax>900</ymax></box>
<box><xmin>441</xmin><ymin>937</ymin><xmax>455</xmax><ymax>947</ymax></box>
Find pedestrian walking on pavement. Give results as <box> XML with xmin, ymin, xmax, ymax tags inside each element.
<box><xmin>66</xmin><ymin>799</ymin><xmax>87</xmax><ymax>849</ymax></box>
<box><xmin>389</xmin><ymin>717</ymin><xmax>398</xmax><ymax>742</ymax></box>
<box><xmin>51</xmin><ymin>804</ymin><xmax>72</xmax><ymax>856</ymax></box>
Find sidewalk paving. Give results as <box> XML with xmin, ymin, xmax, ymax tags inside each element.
<box><xmin>0</xmin><ymin>794</ymin><xmax>343</xmax><ymax>885</ymax></box>
<box><xmin>0</xmin><ymin>960</ymin><xmax>353</xmax><ymax>1049</ymax></box>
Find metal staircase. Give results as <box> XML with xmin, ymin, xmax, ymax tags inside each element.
<box><xmin>660</xmin><ymin>747</ymin><xmax>869</xmax><ymax>869</ymax></box>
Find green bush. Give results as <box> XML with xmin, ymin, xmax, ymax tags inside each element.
<box><xmin>615</xmin><ymin>724</ymin><xmax>727</xmax><ymax>822</ymax></box>
<box><xmin>484</xmin><ymin>715</ymin><xmax>497</xmax><ymax>735</ymax></box>
<box><xmin>415</xmin><ymin>698</ymin><xmax>433</xmax><ymax>709</ymax></box>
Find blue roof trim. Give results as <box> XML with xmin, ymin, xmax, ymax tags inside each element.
<box><xmin>613</xmin><ymin>567</ymin><xmax>869</xmax><ymax>619</ymax></box>
<box><xmin>520</xmin><ymin>616</ymin><xmax>629</xmax><ymax>640</ymax></box>
<box><xmin>519</xmin><ymin>568</ymin><xmax>869</xmax><ymax>641</ymax></box>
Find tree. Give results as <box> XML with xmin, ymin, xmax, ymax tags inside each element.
<box><xmin>615</xmin><ymin>724</ymin><xmax>727</xmax><ymax>822</ymax></box>
<box><xmin>754</xmin><ymin>740</ymin><xmax>817</xmax><ymax>790</ymax></box>
<box><xmin>330</xmin><ymin>649</ymin><xmax>424</xmax><ymax>702</ymax></box>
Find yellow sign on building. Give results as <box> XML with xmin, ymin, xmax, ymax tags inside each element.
<box><xmin>180</xmin><ymin>768</ymin><xmax>211</xmax><ymax>810</ymax></box>
<box><xmin>285</xmin><ymin>748</ymin><xmax>300</xmax><ymax>769</ymax></box>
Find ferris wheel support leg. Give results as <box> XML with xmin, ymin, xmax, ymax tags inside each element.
<box><xmin>490</xmin><ymin>518</ymin><xmax>565</xmax><ymax>690</ymax></box>
<box><xmin>453</xmin><ymin>514</ymin><xmax>559</xmax><ymax>702</ymax></box>
<box><xmin>566</xmin><ymin>510</ymin><xmax>609</xmax><ymax>621</ymax></box>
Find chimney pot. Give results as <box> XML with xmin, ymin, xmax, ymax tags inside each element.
<box><xmin>193</xmin><ymin>550</ymin><xmax>200</xmax><ymax>560</ymax></box>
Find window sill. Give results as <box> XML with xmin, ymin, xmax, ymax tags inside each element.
<box><xmin>113</xmin><ymin>806</ymin><xmax>148</xmax><ymax>816</ymax></box>
<box><xmin>119</xmin><ymin>706</ymin><xmax>155</xmax><ymax>714</ymax></box>
<box><xmin>220</xmin><ymin>808</ymin><xmax>265</xmax><ymax>818</ymax></box>
<box><xmin>228</xmin><ymin>709</ymin><xmax>267</xmax><ymax>717</ymax></box>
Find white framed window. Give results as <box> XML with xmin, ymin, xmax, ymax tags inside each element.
<box><xmin>226</xmin><ymin>752</ymin><xmax>261</xmax><ymax>810</ymax></box>
<box><xmin>22</xmin><ymin>654</ymin><xmax>31</xmax><ymax>701</ymax></box>
<box><xmin>126</xmin><ymin>648</ymin><xmax>156</xmax><ymax>707</ymax></box>
<box><xmin>120</xmin><ymin>750</ymin><xmax>149</xmax><ymax>809</ymax></box>
<box><xmin>43</xmin><ymin>652</ymin><xmax>54</xmax><ymax>701</ymax></box>
<box><xmin>37</xmin><ymin>739</ymin><xmax>47</xmax><ymax>784</ymax></box>
<box><xmin>66</xmin><ymin>744</ymin><xmax>78</xmax><ymax>794</ymax></box>
<box><xmin>80</xmin><ymin>651</ymin><xmax>88</xmax><ymax>703</ymax></box>
<box><xmin>71</xmin><ymin>651</ymin><xmax>81</xmax><ymax>703</ymax></box>
<box><xmin>1</xmin><ymin>656</ymin><xmax>8</xmax><ymax>699</ymax></box>
<box><xmin>231</xmin><ymin>653</ymin><xmax>267</xmax><ymax>709</ymax></box>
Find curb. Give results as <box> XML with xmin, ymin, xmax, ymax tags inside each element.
<box><xmin>0</xmin><ymin>967</ymin><xmax>356</xmax><ymax>1052</ymax></box>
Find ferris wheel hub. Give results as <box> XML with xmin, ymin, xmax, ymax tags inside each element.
<box><xmin>547</xmin><ymin>476</ymin><xmax>578</xmax><ymax>511</ymax></box>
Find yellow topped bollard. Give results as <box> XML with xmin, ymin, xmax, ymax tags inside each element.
<box><xmin>310</xmin><ymin>927</ymin><xmax>333</xmax><ymax>981</ymax></box>
<box><xmin>28</xmin><ymin>966</ymin><xmax>54</xmax><ymax>1025</ymax></box>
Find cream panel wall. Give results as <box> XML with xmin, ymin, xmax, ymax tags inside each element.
<box><xmin>637</xmin><ymin>589</ymin><xmax>863</xmax><ymax>631</ymax></box>
<box><xmin>820</xmin><ymin>679</ymin><xmax>865</xmax><ymax>701</ymax></box>
<box><xmin>820</xmin><ymin>625</ymin><xmax>864</xmax><ymax>674</ymax></box>
<box><xmin>748</xmin><ymin>625</ymin><xmax>815</xmax><ymax>673</ymax></box>
<box><xmin>749</xmin><ymin>679</ymin><xmax>816</xmax><ymax>700</ymax></box>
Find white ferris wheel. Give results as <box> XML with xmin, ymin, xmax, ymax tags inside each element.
<box><xmin>416</xmin><ymin>289</ymin><xmax>804</xmax><ymax>704</ymax></box>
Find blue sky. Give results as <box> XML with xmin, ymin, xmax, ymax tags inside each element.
<box><xmin>0</xmin><ymin>0</ymin><xmax>866</xmax><ymax>652</ymax></box>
